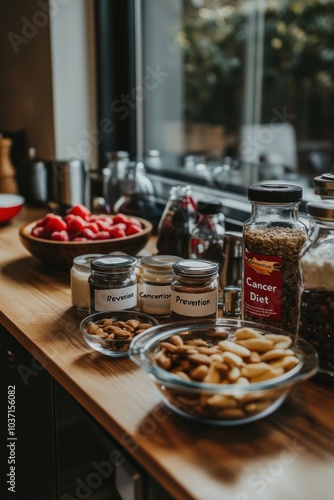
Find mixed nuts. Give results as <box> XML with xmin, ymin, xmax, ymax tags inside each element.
<box><xmin>152</xmin><ymin>326</ymin><xmax>301</xmax><ymax>420</ymax></box>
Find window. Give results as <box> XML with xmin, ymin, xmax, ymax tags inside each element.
<box><xmin>139</xmin><ymin>0</ymin><xmax>334</xmax><ymax>189</ymax></box>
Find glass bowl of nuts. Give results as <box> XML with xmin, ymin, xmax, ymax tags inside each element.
<box><xmin>129</xmin><ymin>319</ymin><xmax>318</xmax><ymax>425</ymax></box>
<box><xmin>80</xmin><ymin>310</ymin><xmax>159</xmax><ymax>357</ymax></box>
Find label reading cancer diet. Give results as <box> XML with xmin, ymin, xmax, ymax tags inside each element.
<box><xmin>170</xmin><ymin>289</ymin><xmax>217</xmax><ymax>317</ymax></box>
<box><xmin>243</xmin><ymin>249</ymin><xmax>282</xmax><ymax>320</ymax></box>
<box><xmin>94</xmin><ymin>284</ymin><xmax>137</xmax><ymax>312</ymax></box>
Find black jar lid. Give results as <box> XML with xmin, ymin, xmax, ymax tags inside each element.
<box><xmin>173</xmin><ymin>259</ymin><xmax>219</xmax><ymax>277</ymax></box>
<box><xmin>91</xmin><ymin>255</ymin><xmax>137</xmax><ymax>272</ymax></box>
<box><xmin>248</xmin><ymin>184</ymin><xmax>303</xmax><ymax>203</ymax></box>
<box><xmin>306</xmin><ymin>200</ymin><xmax>334</xmax><ymax>220</ymax></box>
<box><xmin>197</xmin><ymin>200</ymin><xmax>223</xmax><ymax>215</ymax></box>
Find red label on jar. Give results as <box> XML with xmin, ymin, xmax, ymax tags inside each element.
<box><xmin>243</xmin><ymin>250</ymin><xmax>282</xmax><ymax>320</ymax></box>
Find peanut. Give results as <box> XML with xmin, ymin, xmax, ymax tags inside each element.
<box><xmin>218</xmin><ymin>339</ymin><xmax>251</xmax><ymax>358</ymax></box>
<box><xmin>236</xmin><ymin>338</ymin><xmax>274</xmax><ymax>352</ymax></box>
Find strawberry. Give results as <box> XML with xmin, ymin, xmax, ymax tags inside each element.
<box><xmin>51</xmin><ymin>230</ymin><xmax>70</xmax><ymax>241</ymax></box>
<box><xmin>68</xmin><ymin>204</ymin><xmax>91</xmax><ymax>220</ymax></box>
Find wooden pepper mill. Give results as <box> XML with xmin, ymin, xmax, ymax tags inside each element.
<box><xmin>0</xmin><ymin>135</ymin><xmax>18</xmax><ymax>194</ymax></box>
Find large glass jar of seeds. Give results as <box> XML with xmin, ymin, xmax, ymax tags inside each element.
<box><xmin>170</xmin><ymin>259</ymin><xmax>219</xmax><ymax>321</ymax></box>
<box><xmin>242</xmin><ymin>184</ymin><xmax>307</xmax><ymax>333</ymax></box>
<box><xmin>138</xmin><ymin>255</ymin><xmax>181</xmax><ymax>316</ymax></box>
<box><xmin>298</xmin><ymin>201</ymin><xmax>334</xmax><ymax>381</ymax></box>
<box><xmin>88</xmin><ymin>255</ymin><xmax>137</xmax><ymax>313</ymax></box>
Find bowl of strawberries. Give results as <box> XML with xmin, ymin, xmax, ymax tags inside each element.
<box><xmin>19</xmin><ymin>204</ymin><xmax>153</xmax><ymax>271</ymax></box>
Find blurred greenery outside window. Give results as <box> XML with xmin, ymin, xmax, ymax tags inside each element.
<box><xmin>142</xmin><ymin>0</ymin><xmax>334</xmax><ymax>184</ymax></box>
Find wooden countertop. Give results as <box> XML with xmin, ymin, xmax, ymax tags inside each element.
<box><xmin>1</xmin><ymin>207</ymin><xmax>334</xmax><ymax>500</ymax></box>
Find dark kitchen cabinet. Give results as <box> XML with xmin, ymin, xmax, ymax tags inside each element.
<box><xmin>0</xmin><ymin>325</ymin><xmax>172</xmax><ymax>500</ymax></box>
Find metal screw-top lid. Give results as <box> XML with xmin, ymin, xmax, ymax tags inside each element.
<box><xmin>141</xmin><ymin>255</ymin><xmax>182</xmax><ymax>271</ymax></box>
<box><xmin>91</xmin><ymin>255</ymin><xmax>137</xmax><ymax>273</ymax></box>
<box><xmin>314</xmin><ymin>165</ymin><xmax>334</xmax><ymax>198</ymax></box>
<box><xmin>197</xmin><ymin>200</ymin><xmax>223</xmax><ymax>215</ymax></box>
<box><xmin>73</xmin><ymin>253</ymin><xmax>105</xmax><ymax>272</ymax></box>
<box><xmin>248</xmin><ymin>184</ymin><xmax>303</xmax><ymax>203</ymax></box>
<box><xmin>306</xmin><ymin>201</ymin><xmax>334</xmax><ymax>220</ymax></box>
<box><xmin>173</xmin><ymin>259</ymin><xmax>219</xmax><ymax>277</ymax></box>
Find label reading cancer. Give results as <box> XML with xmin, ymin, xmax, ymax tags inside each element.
<box><xmin>243</xmin><ymin>249</ymin><xmax>282</xmax><ymax>320</ymax></box>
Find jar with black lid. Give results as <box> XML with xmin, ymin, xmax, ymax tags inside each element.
<box><xmin>242</xmin><ymin>184</ymin><xmax>307</xmax><ymax>333</ymax></box>
<box><xmin>190</xmin><ymin>200</ymin><xmax>225</xmax><ymax>262</ymax></box>
<box><xmin>170</xmin><ymin>259</ymin><xmax>219</xmax><ymax>321</ymax></box>
<box><xmin>298</xmin><ymin>201</ymin><xmax>334</xmax><ymax>381</ymax></box>
<box><xmin>89</xmin><ymin>255</ymin><xmax>137</xmax><ymax>313</ymax></box>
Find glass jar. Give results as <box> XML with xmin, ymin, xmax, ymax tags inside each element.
<box><xmin>219</xmin><ymin>230</ymin><xmax>242</xmax><ymax>310</ymax></box>
<box><xmin>137</xmin><ymin>255</ymin><xmax>181</xmax><ymax>316</ymax></box>
<box><xmin>190</xmin><ymin>200</ymin><xmax>225</xmax><ymax>261</ymax></box>
<box><xmin>102</xmin><ymin>151</ymin><xmax>130</xmax><ymax>213</ymax></box>
<box><xmin>88</xmin><ymin>255</ymin><xmax>137</xmax><ymax>313</ymax></box>
<box><xmin>313</xmin><ymin>165</ymin><xmax>334</xmax><ymax>199</ymax></box>
<box><xmin>170</xmin><ymin>259</ymin><xmax>219</xmax><ymax>321</ymax></box>
<box><xmin>156</xmin><ymin>185</ymin><xmax>197</xmax><ymax>258</ymax></box>
<box><xmin>70</xmin><ymin>254</ymin><xmax>105</xmax><ymax>311</ymax></box>
<box><xmin>242</xmin><ymin>184</ymin><xmax>307</xmax><ymax>333</ymax></box>
<box><xmin>298</xmin><ymin>201</ymin><xmax>334</xmax><ymax>381</ymax></box>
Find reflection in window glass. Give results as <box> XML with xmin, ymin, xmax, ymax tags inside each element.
<box><xmin>142</xmin><ymin>0</ymin><xmax>334</xmax><ymax>186</ymax></box>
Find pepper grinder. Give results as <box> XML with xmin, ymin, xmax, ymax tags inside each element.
<box><xmin>0</xmin><ymin>135</ymin><xmax>18</xmax><ymax>194</ymax></box>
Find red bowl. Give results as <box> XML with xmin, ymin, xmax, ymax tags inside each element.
<box><xmin>0</xmin><ymin>194</ymin><xmax>25</xmax><ymax>224</ymax></box>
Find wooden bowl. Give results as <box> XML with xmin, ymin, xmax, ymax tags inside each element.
<box><xmin>19</xmin><ymin>216</ymin><xmax>153</xmax><ymax>271</ymax></box>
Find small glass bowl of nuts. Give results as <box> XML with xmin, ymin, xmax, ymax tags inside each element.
<box><xmin>129</xmin><ymin>319</ymin><xmax>318</xmax><ymax>425</ymax></box>
<box><xmin>80</xmin><ymin>310</ymin><xmax>159</xmax><ymax>357</ymax></box>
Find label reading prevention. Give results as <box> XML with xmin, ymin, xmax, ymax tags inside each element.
<box><xmin>170</xmin><ymin>290</ymin><xmax>217</xmax><ymax>317</ymax></box>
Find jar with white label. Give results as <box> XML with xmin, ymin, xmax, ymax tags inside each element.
<box><xmin>88</xmin><ymin>255</ymin><xmax>137</xmax><ymax>313</ymax></box>
<box><xmin>170</xmin><ymin>259</ymin><xmax>219</xmax><ymax>322</ymax></box>
<box><xmin>70</xmin><ymin>253</ymin><xmax>105</xmax><ymax>311</ymax></box>
<box><xmin>138</xmin><ymin>255</ymin><xmax>181</xmax><ymax>316</ymax></box>
<box><xmin>242</xmin><ymin>184</ymin><xmax>307</xmax><ymax>333</ymax></box>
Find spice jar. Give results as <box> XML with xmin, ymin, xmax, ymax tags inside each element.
<box><xmin>70</xmin><ymin>253</ymin><xmax>105</xmax><ymax>311</ymax></box>
<box><xmin>170</xmin><ymin>259</ymin><xmax>219</xmax><ymax>321</ymax></box>
<box><xmin>138</xmin><ymin>255</ymin><xmax>181</xmax><ymax>316</ymax></box>
<box><xmin>190</xmin><ymin>200</ymin><xmax>225</xmax><ymax>261</ymax></box>
<box><xmin>88</xmin><ymin>255</ymin><xmax>137</xmax><ymax>313</ymax></box>
<box><xmin>313</xmin><ymin>165</ymin><xmax>334</xmax><ymax>199</ymax></box>
<box><xmin>242</xmin><ymin>184</ymin><xmax>307</xmax><ymax>333</ymax></box>
<box><xmin>298</xmin><ymin>201</ymin><xmax>334</xmax><ymax>381</ymax></box>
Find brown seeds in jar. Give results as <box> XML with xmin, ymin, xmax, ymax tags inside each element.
<box><xmin>243</xmin><ymin>226</ymin><xmax>306</xmax><ymax>333</ymax></box>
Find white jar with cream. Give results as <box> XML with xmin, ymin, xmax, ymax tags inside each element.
<box><xmin>70</xmin><ymin>254</ymin><xmax>105</xmax><ymax>311</ymax></box>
